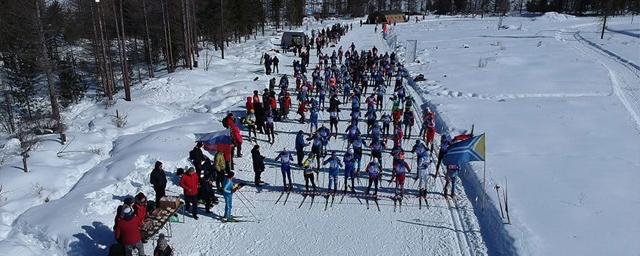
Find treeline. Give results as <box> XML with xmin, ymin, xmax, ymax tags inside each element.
<box><xmin>362</xmin><ymin>0</ymin><xmax>640</xmax><ymax>16</ymax></box>
<box><xmin>0</xmin><ymin>0</ymin><xmax>308</xmax><ymax>140</ymax></box>
<box><xmin>526</xmin><ymin>0</ymin><xmax>639</xmax><ymax>15</ymax></box>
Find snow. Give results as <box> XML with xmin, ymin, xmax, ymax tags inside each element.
<box><xmin>0</xmin><ymin>14</ymin><xmax>638</xmax><ymax>256</ymax></box>
<box><xmin>396</xmin><ymin>15</ymin><xmax>640</xmax><ymax>255</ymax></box>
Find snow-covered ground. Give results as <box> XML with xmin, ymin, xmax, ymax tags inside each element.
<box><xmin>0</xmin><ymin>14</ymin><xmax>638</xmax><ymax>256</ymax></box>
<box><xmin>395</xmin><ymin>14</ymin><xmax>640</xmax><ymax>255</ymax></box>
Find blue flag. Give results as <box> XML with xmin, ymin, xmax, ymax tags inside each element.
<box><xmin>442</xmin><ymin>133</ymin><xmax>486</xmax><ymax>166</ymax></box>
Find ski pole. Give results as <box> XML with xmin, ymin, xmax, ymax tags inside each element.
<box><xmin>236</xmin><ymin>192</ymin><xmax>259</xmax><ymax>222</ymax></box>
<box><xmin>237</xmin><ymin>190</ymin><xmax>256</xmax><ymax>208</ymax></box>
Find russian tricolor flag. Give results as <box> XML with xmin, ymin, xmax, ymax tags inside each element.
<box><xmin>195</xmin><ymin>130</ymin><xmax>233</xmax><ymax>156</ymax></box>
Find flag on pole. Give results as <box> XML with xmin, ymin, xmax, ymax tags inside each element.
<box><xmin>195</xmin><ymin>130</ymin><xmax>233</xmax><ymax>156</ymax></box>
<box><xmin>442</xmin><ymin>133</ymin><xmax>486</xmax><ymax>165</ymax></box>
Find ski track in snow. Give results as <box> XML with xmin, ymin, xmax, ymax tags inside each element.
<box><xmin>560</xmin><ymin>26</ymin><xmax>640</xmax><ymax>131</ymax></box>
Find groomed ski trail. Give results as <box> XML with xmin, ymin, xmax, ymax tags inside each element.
<box><xmin>167</xmin><ymin>23</ymin><xmax>488</xmax><ymax>256</ymax></box>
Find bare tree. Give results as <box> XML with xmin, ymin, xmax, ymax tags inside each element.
<box><xmin>34</xmin><ymin>0</ymin><xmax>66</xmax><ymax>144</ymax></box>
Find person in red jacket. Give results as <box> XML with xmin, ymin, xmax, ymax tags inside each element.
<box><xmin>180</xmin><ymin>167</ymin><xmax>199</xmax><ymax>219</ymax></box>
<box><xmin>114</xmin><ymin>203</ymin><xmax>147</xmax><ymax>256</ymax></box>
<box><xmin>245</xmin><ymin>97</ymin><xmax>254</xmax><ymax>114</ymax></box>
<box><xmin>231</xmin><ymin>125</ymin><xmax>243</xmax><ymax>158</ymax></box>
<box><xmin>298</xmin><ymin>101</ymin><xmax>307</xmax><ymax>123</ymax></box>
<box><xmin>283</xmin><ymin>93</ymin><xmax>292</xmax><ymax>119</ymax></box>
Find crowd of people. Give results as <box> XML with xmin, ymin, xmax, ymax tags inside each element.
<box><xmin>109</xmin><ymin>21</ymin><xmax>473</xmax><ymax>256</ymax></box>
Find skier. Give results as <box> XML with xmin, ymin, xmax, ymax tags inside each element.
<box><xmin>302</xmin><ymin>153</ymin><xmax>319</xmax><ymax>192</ymax></box>
<box><xmin>307</xmin><ymin>133</ymin><xmax>323</xmax><ymax>170</ymax></box>
<box><xmin>365</xmin><ymin>108</ymin><xmax>377</xmax><ymax>134</ymax></box>
<box><xmin>275</xmin><ymin>149</ymin><xmax>294</xmax><ymax>191</ymax></box>
<box><xmin>322</xmin><ymin>151</ymin><xmax>343</xmax><ymax>194</ymax></box>
<box><xmin>411</xmin><ymin>139</ymin><xmax>428</xmax><ymax>171</ymax></box>
<box><xmin>343</xmin><ymin>148</ymin><xmax>357</xmax><ymax>192</ymax></box>
<box><xmin>416</xmin><ymin>157</ymin><xmax>430</xmax><ymax>198</ymax></box>
<box><xmin>364</xmin><ymin>159</ymin><xmax>382</xmax><ymax>195</ymax></box>
<box><xmin>369</xmin><ymin>139</ymin><xmax>385</xmax><ymax>166</ymax></box>
<box><xmin>251</xmin><ymin>145</ymin><xmax>266</xmax><ymax>187</ymax></box>
<box><xmin>150</xmin><ymin>161</ymin><xmax>167</xmax><ymax>204</ymax></box>
<box><xmin>443</xmin><ymin>164</ymin><xmax>459</xmax><ymax>198</ymax></box>
<box><xmin>393</xmin><ymin>152</ymin><xmax>411</xmax><ymax>196</ymax></box>
<box><xmin>295</xmin><ymin>130</ymin><xmax>308</xmax><ymax>166</ymax></box>
<box><xmin>435</xmin><ymin>135</ymin><xmax>451</xmax><ymax>177</ymax></box>
<box><xmin>318</xmin><ymin>125</ymin><xmax>331</xmax><ymax>156</ymax></box>
<box><xmin>309</xmin><ymin>107</ymin><xmax>319</xmax><ymax>134</ymax></box>
<box><xmin>403</xmin><ymin>109</ymin><xmax>415</xmax><ymax>139</ymax></box>
<box><xmin>179</xmin><ymin>167</ymin><xmax>199</xmax><ymax>219</ymax></box>
<box><xmin>297</xmin><ymin>100</ymin><xmax>307</xmax><ymax>123</ymax></box>
<box><xmin>223</xmin><ymin>171</ymin><xmax>243</xmax><ymax>222</ymax></box>
<box><xmin>352</xmin><ymin>135</ymin><xmax>364</xmax><ymax>173</ymax></box>
<box><xmin>381</xmin><ymin>112</ymin><xmax>392</xmax><ymax>137</ymax></box>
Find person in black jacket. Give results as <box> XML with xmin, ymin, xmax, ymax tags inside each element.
<box><xmin>189</xmin><ymin>142</ymin><xmax>206</xmax><ymax>177</ymax></box>
<box><xmin>251</xmin><ymin>145</ymin><xmax>266</xmax><ymax>187</ymax></box>
<box><xmin>150</xmin><ymin>161</ymin><xmax>167</xmax><ymax>204</ymax></box>
<box><xmin>199</xmin><ymin>158</ymin><xmax>219</xmax><ymax>213</ymax></box>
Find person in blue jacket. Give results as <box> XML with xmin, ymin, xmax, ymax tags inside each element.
<box><xmin>322</xmin><ymin>151</ymin><xmax>343</xmax><ymax>194</ymax></box>
<box><xmin>295</xmin><ymin>130</ymin><xmax>308</xmax><ymax>166</ymax></box>
<box><xmin>343</xmin><ymin>148</ymin><xmax>357</xmax><ymax>192</ymax></box>
<box><xmin>275</xmin><ymin>149</ymin><xmax>294</xmax><ymax>191</ymax></box>
<box><xmin>223</xmin><ymin>171</ymin><xmax>242</xmax><ymax>222</ymax></box>
<box><xmin>309</xmin><ymin>107</ymin><xmax>319</xmax><ymax>133</ymax></box>
<box><xmin>317</xmin><ymin>125</ymin><xmax>331</xmax><ymax>156</ymax></box>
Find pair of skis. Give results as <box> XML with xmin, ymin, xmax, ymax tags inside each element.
<box><xmin>274</xmin><ymin>188</ymin><xmax>292</xmax><ymax>206</ymax></box>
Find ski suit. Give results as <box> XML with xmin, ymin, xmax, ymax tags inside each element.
<box><xmin>275</xmin><ymin>151</ymin><xmax>294</xmax><ymax>188</ymax></box>
<box><xmin>323</xmin><ymin>156</ymin><xmax>343</xmax><ymax>192</ymax></box>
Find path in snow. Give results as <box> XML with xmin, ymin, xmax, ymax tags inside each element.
<box><xmin>167</xmin><ymin>24</ymin><xmax>487</xmax><ymax>255</ymax></box>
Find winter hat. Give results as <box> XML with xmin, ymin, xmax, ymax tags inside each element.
<box><xmin>135</xmin><ymin>192</ymin><xmax>147</xmax><ymax>204</ymax></box>
<box><xmin>187</xmin><ymin>167</ymin><xmax>195</xmax><ymax>173</ymax></box>
<box><xmin>123</xmin><ymin>197</ymin><xmax>134</xmax><ymax>206</ymax></box>
<box><xmin>227</xmin><ymin>171</ymin><xmax>235</xmax><ymax>179</ymax></box>
<box><xmin>157</xmin><ymin>234</ymin><xmax>169</xmax><ymax>251</ymax></box>
<box><xmin>122</xmin><ymin>206</ymin><xmax>134</xmax><ymax>220</ymax></box>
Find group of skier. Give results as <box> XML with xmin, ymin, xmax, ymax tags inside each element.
<box><xmin>245</xmin><ymin>37</ymin><xmax>467</xmax><ymax>201</ymax></box>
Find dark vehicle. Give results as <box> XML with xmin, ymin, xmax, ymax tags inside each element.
<box><xmin>281</xmin><ymin>31</ymin><xmax>308</xmax><ymax>50</ymax></box>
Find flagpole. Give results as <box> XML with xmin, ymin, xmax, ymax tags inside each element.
<box><xmin>482</xmin><ymin>133</ymin><xmax>487</xmax><ymax>211</ymax></box>
<box><xmin>482</xmin><ymin>159</ymin><xmax>486</xmax><ymax>211</ymax></box>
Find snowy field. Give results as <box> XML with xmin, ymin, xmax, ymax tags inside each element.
<box><xmin>0</xmin><ymin>14</ymin><xmax>638</xmax><ymax>256</ymax></box>
<box><xmin>395</xmin><ymin>14</ymin><xmax>640</xmax><ymax>255</ymax></box>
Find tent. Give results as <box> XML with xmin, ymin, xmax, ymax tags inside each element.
<box><xmin>280</xmin><ymin>32</ymin><xmax>308</xmax><ymax>49</ymax></box>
